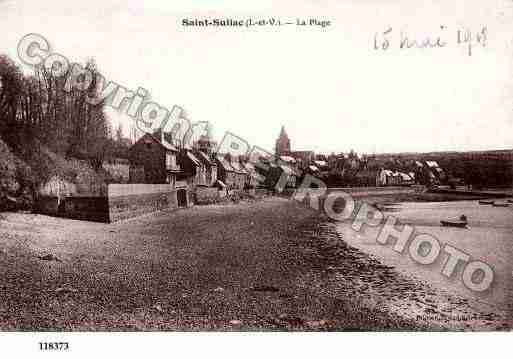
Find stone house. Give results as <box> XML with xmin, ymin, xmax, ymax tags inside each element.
<box><xmin>128</xmin><ymin>132</ymin><xmax>181</xmax><ymax>186</ymax></box>
<box><xmin>195</xmin><ymin>150</ymin><xmax>218</xmax><ymax>187</ymax></box>
<box><xmin>228</xmin><ymin>157</ymin><xmax>248</xmax><ymax>190</ymax></box>
<box><xmin>243</xmin><ymin>161</ymin><xmax>260</xmax><ymax>189</ymax></box>
<box><xmin>267</xmin><ymin>164</ymin><xmax>298</xmax><ymax>189</ymax></box>
<box><xmin>356</xmin><ymin>169</ymin><xmax>380</xmax><ymax>187</ymax></box>
<box><xmin>177</xmin><ymin>149</ymin><xmax>205</xmax><ymax>187</ymax></box>
<box><xmin>215</xmin><ymin>155</ymin><xmax>237</xmax><ymax>189</ymax></box>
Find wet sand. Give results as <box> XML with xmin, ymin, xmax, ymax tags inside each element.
<box><xmin>335</xmin><ymin>198</ymin><xmax>512</xmax><ymax>330</ymax></box>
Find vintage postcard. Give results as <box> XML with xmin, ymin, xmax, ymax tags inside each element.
<box><xmin>0</xmin><ymin>0</ymin><xmax>512</xmax><ymax>356</ymax></box>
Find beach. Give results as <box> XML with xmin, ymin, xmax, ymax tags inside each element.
<box><xmin>335</xmin><ymin>198</ymin><xmax>512</xmax><ymax>329</ymax></box>
<box><xmin>0</xmin><ymin>196</ymin><xmax>510</xmax><ymax>330</ymax></box>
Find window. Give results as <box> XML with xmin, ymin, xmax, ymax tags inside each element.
<box><xmin>166</xmin><ymin>153</ymin><xmax>177</xmax><ymax>169</ymax></box>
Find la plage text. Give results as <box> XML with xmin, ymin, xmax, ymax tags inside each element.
<box><xmin>181</xmin><ymin>17</ymin><xmax>331</xmax><ymax>28</ymax></box>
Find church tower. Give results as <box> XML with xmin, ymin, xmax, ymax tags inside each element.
<box><xmin>275</xmin><ymin>125</ymin><xmax>291</xmax><ymax>156</ymax></box>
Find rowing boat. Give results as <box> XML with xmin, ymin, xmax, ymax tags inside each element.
<box><xmin>492</xmin><ymin>203</ymin><xmax>510</xmax><ymax>207</ymax></box>
<box><xmin>478</xmin><ymin>200</ymin><xmax>494</xmax><ymax>205</ymax></box>
<box><xmin>440</xmin><ymin>220</ymin><xmax>468</xmax><ymax>228</ymax></box>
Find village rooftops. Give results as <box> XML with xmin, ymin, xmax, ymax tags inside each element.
<box><xmin>278</xmin><ymin>164</ymin><xmax>296</xmax><ymax>176</ymax></box>
<box><xmin>185</xmin><ymin>151</ymin><xmax>202</xmax><ymax>167</ymax></box>
<box><xmin>314</xmin><ymin>160</ymin><xmax>329</xmax><ymax>169</ymax></box>
<box><xmin>398</xmin><ymin>172</ymin><xmax>413</xmax><ymax>181</ymax></box>
<box><xmin>151</xmin><ymin>130</ymin><xmax>179</xmax><ymax>152</ymax></box>
<box><xmin>132</xmin><ymin>132</ymin><xmax>179</xmax><ymax>152</ymax></box>
<box><xmin>426</xmin><ymin>160</ymin><xmax>440</xmax><ymax>168</ymax></box>
<box><xmin>216</xmin><ymin>155</ymin><xmax>235</xmax><ymax>172</ymax></box>
<box><xmin>195</xmin><ymin>150</ymin><xmax>216</xmax><ymax>166</ymax></box>
<box><xmin>243</xmin><ymin>161</ymin><xmax>256</xmax><ymax>172</ymax></box>
<box><xmin>229</xmin><ymin>159</ymin><xmax>248</xmax><ymax>174</ymax></box>
<box><xmin>279</xmin><ymin>155</ymin><xmax>297</xmax><ymax>164</ymax></box>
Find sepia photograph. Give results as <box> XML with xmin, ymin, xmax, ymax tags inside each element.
<box><xmin>0</xmin><ymin>0</ymin><xmax>512</xmax><ymax>356</ymax></box>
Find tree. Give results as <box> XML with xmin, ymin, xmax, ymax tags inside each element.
<box><xmin>0</xmin><ymin>55</ymin><xmax>24</xmax><ymax>131</ymax></box>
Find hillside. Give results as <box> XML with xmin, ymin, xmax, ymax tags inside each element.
<box><xmin>0</xmin><ymin>136</ymin><xmax>107</xmax><ymax>211</ymax></box>
<box><xmin>371</xmin><ymin>149</ymin><xmax>513</xmax><ymax>188</ymax></box>
<box><xmin>0</xmin><ymin>138</ymin><xmax>33</xmax><ymax>210</ymax></box>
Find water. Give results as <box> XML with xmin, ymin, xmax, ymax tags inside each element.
<box><xmin>335</xmin><ymin>199</ymin><xmax>513</xmax><ymax>316</ymax></box>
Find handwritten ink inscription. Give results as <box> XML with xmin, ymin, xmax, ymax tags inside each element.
<box><xmin>374</xmin><ymin>26</ymin><xmax>487</xmax><ymax>56</ymax></box>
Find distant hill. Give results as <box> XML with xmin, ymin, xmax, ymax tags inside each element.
<box><xmin>372</xmin><ymin>149</ymin><xmax>513</xmax><ymax>158</ymax></box>
<box><xmin>371</xmin><ymin>149</ymin><xmax>513</xmax><ymax>188</ymax></box>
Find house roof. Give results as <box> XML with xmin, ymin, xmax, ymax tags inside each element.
<box><xmin>278</xmin><ymin>165</ymin><xmax>294</xmax><ymax>175</ymax></box>
<box><xmin>133</xmin><ymin>132</ymin><xmax>178</xmax><ymax>152</ymax></box>
<box><xmin>244</xmin><ymin>161</ymin><xmax>255</xmax><ymax>172</ymax></box>
<box><xmin>426</xmin><ymin>161</ymin><xmax>439</xmax><ymax>168</ymax></box>
<box><xmin>398</xmin><ymin>172</ymin><xmax>412</xmax><ymax>181</ymax></box>
<box><xmin>280</xmin><ymin>155</ymin><xmax>296</xmax><ymax>163</ymax></box>
<box><xmin>230</xmin><ymin>159</ymin><xmax>248</xmax><ymax>174</ymax></box>
<box><xmin>155</xmin><ymin>131</ymin><xmax>179</xmax><ymax>151</ymax></box>
<box><xmin>195</xmin><ymin>151</ymin><xmax>215</xmax><ymax>166</ymax></box>
<box><xmin>186</xmin><ymin>151</ymin><xmax>201</xmax><ymax>167</ymax></box>
<box><xmin>314</xmin><ymin>160</ymin><xmax>328</xmax><ymax>167</ymax></box>
<box><xmin>216</xmin><ymin>156</ymin><xmax>235</xmax><ymax>172</ymax></box>
<box><xmin>215</xmin><ymin>180</ymin><xmax>227</xmax><ymax>188</ymax></box>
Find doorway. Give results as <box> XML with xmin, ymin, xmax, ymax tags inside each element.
<box><xmin>177</xmin><ymin>189</ymin><xmax>187</xmax><ymax>208</ymax></box>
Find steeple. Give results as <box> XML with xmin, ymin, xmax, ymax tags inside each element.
<box><xmin>275</xmin><ymin>125</ymin><xmax>291</xmax><ymax>156</ymax></box>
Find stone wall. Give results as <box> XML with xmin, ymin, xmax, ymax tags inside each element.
<box><xmin>253</xmin><ymin>188</ymin><xmax>270</xmax><ymax>198</ymax></box>
<box><xmin>63</xmin><ymin>197</ymin><xmax>109</xmax><ymax>222</ymax></box>
<box><xmin>194</xmin><ymin>186</ymin><xmax>220</xmax><ymax>205</ymax></box>
<box><xmin>108</xmin><ymin>184</ymin><xmax>189</xmax><ymax>222</ymax></box>
<box><xmin>35</xmin><ymin>184</ymin><xmax>192</xmax><ymax>223</ymax></box>
<box><xmin>36</xmin><ymin>196</ymin><xmax>60</xmax><ymax>216</ymax></box>
<box><xmin>35</xmin><ymin>195</ymin><xmax>109</xmax><ymax>222</ymax></box>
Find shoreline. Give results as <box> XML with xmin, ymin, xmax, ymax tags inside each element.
<box><xmin>312</xmin><ymin>219</ymin><xmax>511</xmax><ymax>331</ymax></box>
<box><xmin>0</xmin><ymin>196</ymin><xmax>510</xmax><ymax>331</ymax></box>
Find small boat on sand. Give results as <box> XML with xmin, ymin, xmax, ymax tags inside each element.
<box><xmin>440</xmin><ymin>220</ymin><xmax>468</xmax><ymax>228</ymax></box>
<box><xmin>479</xmin><ymin>200</ymin><xmax>494</xmax><ymax>205</ymax></box>
<box><xmin>492</xmin><ymin>203</ymin><xmax>510</xmax><ymax>207</ymax></box>
<box><xmin>440</xmin><ymin>215</ymin><xmax>468</xmax><ymax>228</ymax></box>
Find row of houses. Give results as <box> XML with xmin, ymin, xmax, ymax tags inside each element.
<box><xmin>274</xmin><ymin>125</ymin><xmax>452</xmax><ymax>187</ymax></box>
<box><xmin>127</xmin><ymin>129</ymin><xmax>449</xmax><ymax>195</ymax></box>
<box><xmin>128</xmin><ymin>132</ymin><xmax>260</xmax><ymax>193</ymax></box>
<box><xmin>277</xmin><ymin>152</ymin><xmax>446</xmax><ymax>188</ymax></box>
<box><xmin>355</xmin><ymin>169</ymin><xmax>415</xmax><ymax>187</ymax></box>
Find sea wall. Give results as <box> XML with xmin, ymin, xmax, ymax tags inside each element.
<box><xmin>35</xmin><ymin>184</ymin><xmax>192</xmax><ymax>223</ymax></box>
<box><xmin>195</xmin><ymin>186</ymin><xmax>220</xmax><ymax>205</ymax></box>
<box><xmin>36</xmin><ymin>195</ymin><xmax>109</xmax><ymax>222</ymax></box>
<box><xmin>108</xmin><ymin>184</ymin><xmax>190</xmax><ymax>222</ymax></box>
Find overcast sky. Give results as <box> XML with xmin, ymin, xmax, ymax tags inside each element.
<box><xmin>1</xmin><ymin>0</ymin><xmax>512</xmax><ymax>154</ymax></box>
